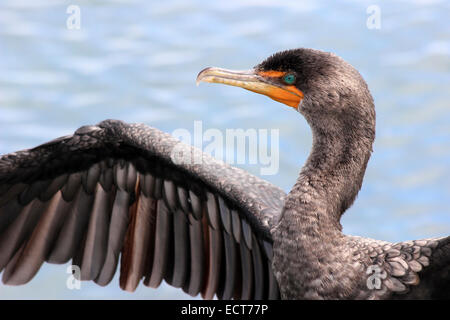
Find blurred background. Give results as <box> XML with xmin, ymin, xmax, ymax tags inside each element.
<box><xmin>0</xmin><ymin>0</ymin><xmax>449</xmax><ymax>299</ymax></box>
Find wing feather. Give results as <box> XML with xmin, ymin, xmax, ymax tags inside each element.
<box><xmin>0</xmin><ymin>120</ymin><xmax>284</xmax><ymax>299</ymax></box>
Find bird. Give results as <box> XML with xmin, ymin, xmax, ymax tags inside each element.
<box><xmin>0</xmin><ymin>48</ymin><xmax>449</xmax><ymax>300</ymax></box>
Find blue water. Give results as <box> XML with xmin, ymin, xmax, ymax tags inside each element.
<box><xmin>0</xmin><ymin>0</ymin><xmax>449</xmax><ymax>299</ymax></box>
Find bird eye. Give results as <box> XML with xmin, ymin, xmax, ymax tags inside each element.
<box><xmin>283</xmin><ymin>74</ymin><xmax>296</xmax><ymax>85</ymax></box>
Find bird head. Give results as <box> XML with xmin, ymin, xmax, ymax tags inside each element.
<box><xmin>197</xmin><ymin>48</ymin><xmax>375</xmax><ymax>136</ymax></box>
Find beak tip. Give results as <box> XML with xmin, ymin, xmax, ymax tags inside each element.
<box><xmin>195</xmin><ymin>67</ymin><xmax>212</xmax><ymax>85</ymax></box>
<box><xmin>196</xmin><ymin>67</ymin><xmax>212</xmax><ymax>85</ymax></box>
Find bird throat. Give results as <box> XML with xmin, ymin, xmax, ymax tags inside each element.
<box><xmin>272</xmin><ymin>121</ymin><xmax>374</xmax><ymax>298</ymax></box>
<box><xmin>284</xmin><ymin>127</ymin><xmax>373</xmax><ymax>232</ymax></box>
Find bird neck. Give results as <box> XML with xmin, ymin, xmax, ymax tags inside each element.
<box><xmin>281</xmin><ymin>122</ymin><xmax>374</xmax><ymax>236</ymax></box>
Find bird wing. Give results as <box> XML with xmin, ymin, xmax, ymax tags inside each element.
<box><xmin>350</xmin><ymin>236</ymin><xmax>450</xmax><ymax>299</ymax></box>
<box><xmin>0</xmin><ymin>119</ymin><xmax>286</xmax><ymax>299</ymax></box>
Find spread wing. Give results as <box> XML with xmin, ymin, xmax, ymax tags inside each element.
<box><xmin>0</xmin><ymin>119</ymin><xmax>286</xmax><ymax>299</ymax></box>
<box><xmin>349</xmin><ymin>236</ymin><xmax>450</xmax><ymax>299</ymax></box>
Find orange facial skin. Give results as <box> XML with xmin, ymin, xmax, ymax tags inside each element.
<box><xmin>257</xmin><ymin>70</ymin><xmax>287</xmax><ymax>78</ymax></box>
<box><xmin>256</xmin><ymin>70</ymin><xmax>304</xmax><ymax>109</ymax></box>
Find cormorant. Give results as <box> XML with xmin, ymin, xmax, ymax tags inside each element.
<box><xmin>0</xmin><ymin>48</ymin><xmax>449</xmax><ymax>299</ymax></box>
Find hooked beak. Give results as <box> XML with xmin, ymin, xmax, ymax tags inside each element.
<box><xmin>196</xmin><ymin>67</ymin><xmax>303</xmax><ymax>109</ymax></box>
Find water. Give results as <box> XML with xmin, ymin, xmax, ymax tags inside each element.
<box><xmin>0</xmin><ymin>0</ymin><xmax>449</xmax><ymax>299</ymax></box>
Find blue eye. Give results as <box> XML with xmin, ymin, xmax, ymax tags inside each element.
<box><xmin>283</xmin><ymin>74</ymin><xmax>296</xmax><ymax>84</ymax></box>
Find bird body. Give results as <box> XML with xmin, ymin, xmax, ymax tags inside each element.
<box><xmin>0</xmin><ymin>48</ymin><xmax>449</xmax><ymax>299</ymax></box>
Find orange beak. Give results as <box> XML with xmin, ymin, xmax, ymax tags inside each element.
<box><xmin>196</xmin><ymin>67</ymin><xmax>303</xmax><ymax>109</ymax></box>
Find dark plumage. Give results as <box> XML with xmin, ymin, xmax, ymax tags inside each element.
<box><xmin>0</xmin><ymin>48</ymin><xmax>448</xmax><ymax>299</ymax></box>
